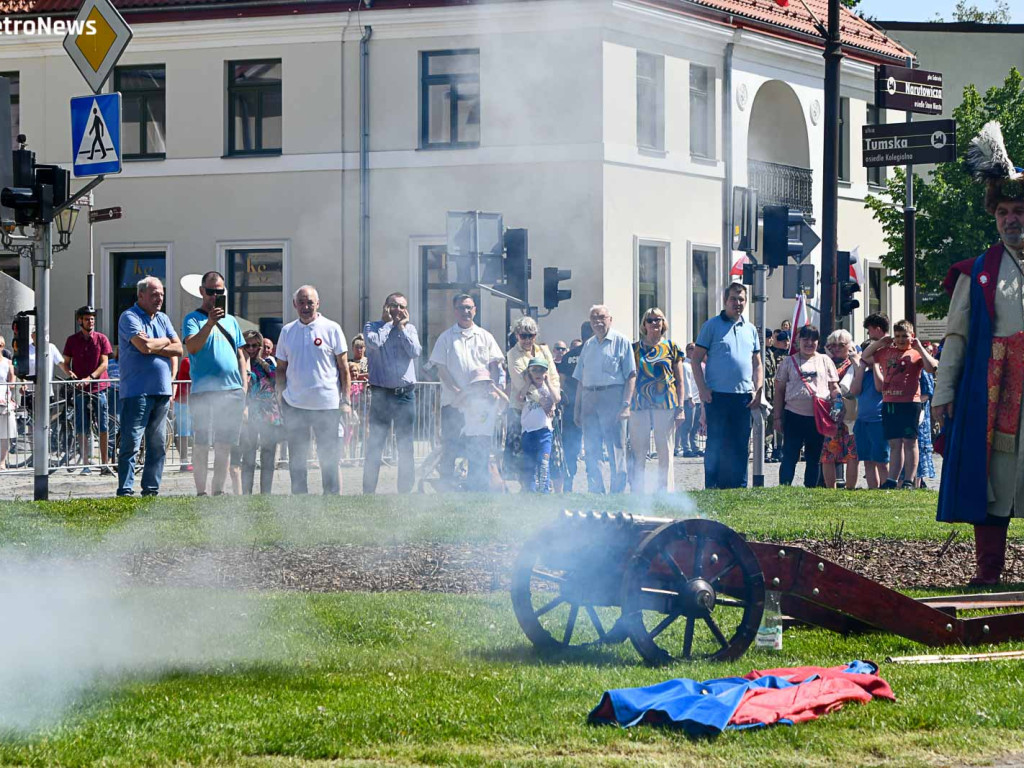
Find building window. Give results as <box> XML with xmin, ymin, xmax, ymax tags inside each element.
<box><xmin>637</xmin><ymin>243</ymin><xmax>667</xmax><ymax>334</ymax></box>
<box><xmin>868</xmin><ymin>264</ymin><xmax>888</xmax><ymax>318</ymax></box>
<box><xmin>636</xmin><ymin>52</ymin><xmax>664</xmax><ymax>151</ymax></box>
<box><xmin>838</xmin><ymin>97</ymin><xmax>850</xmax><ymax>182</ymax></box>
<box><xmin>691</xmin><ymin>249</ymin><xmax>712</xmax><ymax>341</ymax></box>
<box><xmin>226</xmin><ymin>248</ymin><xmax>284</xmax><ymax>338</ymax></box>
<box><xmin>227</xmin><ymin>60</ymin><xmax>282</xmax><ymax>156</ymax></box>
<box><xmin>420</xmin><ymin>50</ymin><xmax>480</xmax><ymax>150</ymax></box>
<box><xmin>116</xmin><ymin>65</ymin><xmax>166</xmax><ymax>160</ymax></box>
<box><xmin>1</xmin><ymin>72</ymin><xmax>18</xmax><ymax>149</ymax></box>
<box><xmin>420</xmin><ymin>244</ymin><xmax>480</xmax><ymax>365</ymax></box>
<box><xmin>690</xmin><ymin>64</ymin><xmax>713</xmax><ymax>159</ymax></box>
<box><xmin>866</xmin><ymin>104</ymin><xmax>884</xmax><ymax>187</ymax></box>
<box><xmin>111</xmin><ymin>251</ymin><xmax>166</xmax><ymax>345</ymax></box>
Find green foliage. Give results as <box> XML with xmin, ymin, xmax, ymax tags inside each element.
<box><xmin>840</xmin><ymin>0</ymin><xmax>861</xmax><ymax>8</ymax></box>
<box><xmin>864</xmin><ymin>68</ymin><xmax>1024</xmax><ymax>318</ymax></box>
<box><xmin>940</xmin><ymin>0</ymin><xmax>1012</xmax><ymax>23</ymax></box>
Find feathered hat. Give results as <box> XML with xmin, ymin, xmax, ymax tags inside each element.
<box><xmin>965</xmin><ymin>121</ymin><xmax>1024</xmax><ymax>214</ymax></box>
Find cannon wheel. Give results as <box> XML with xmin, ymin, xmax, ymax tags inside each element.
<box><xmin>621</xmin><ymin>519</ymin><xmax>765</xmax><ymax>664</ymax></box>
<box><xmin>511</xmin><ymin>532</ymin><xmax>629</xmax><ymax>651</ymax></box>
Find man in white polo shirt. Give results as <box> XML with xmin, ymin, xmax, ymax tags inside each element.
<box><xmin>274</xmin><ymin>285</ymin><xmax>352</xmax><ymax>495</ymax></box>
<box><xmin>429</xmin><ymin>293</ymin><xmax>504</xmax><ymax>483</ymax></box>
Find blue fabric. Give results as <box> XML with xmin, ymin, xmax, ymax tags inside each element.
<box><xmin>572</xmin><ymin>330</ymin><xmax>637</xmax><ymax>388</ymax></box>
<box><xmin>917</xmin><ymin>372</ymin><xmax>935</xmax><ymax>479</ymax></box>
<box><xmin>854</xmin><ymin>420</ymin><xmax>889</xmax><ymax>464</ymax></box>
<box><xmin>117</xmin><ymin>304</ymin><xmax>177</xmax><ymax>398</ymax></box>
<box><xmin>520</xmin><ymin>426</ymin><xmax>553</xmax><ymax>492</ymax></box>
<box><xmin>363</xmin><ymin>320</ymin><xmax>422</xmax><ymax>388</ymax></box>
<box><xmin>182</xmin><ymin>311</ymin><xmax>245</xmax><ymax>394</ymax></box>
<box><xmin>588</xmin><ymin>661</ymin><xmax>877</xmax><ymax>735</ymax></box>
<box><xmin>855</xmin><ymin>366</ymin><xmax>883</xmax><ymax>423</ymax></box>
<box><xmin>937</xmin><ymin>254</ymin><xmax>992</xmax><ymax>524</ymax></box>
<box><xmin>704</xmin><ymin>392</ymin><xmax>751</xmax><ymax>488</ymax></box>
<box><xmin>695</xmin><ymin>312</ymin><xmax>761</xmax><ymax>394</ymax></box>
<box><xmin>117</xmin><ymin>394</ymin><xmax>170</xmax><ymax>496</ymax></box>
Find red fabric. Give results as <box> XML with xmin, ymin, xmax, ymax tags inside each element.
<box><xmin>62</xmin><ymin>331</ymin><xmax>112</xmax><ymax>392</ymax></box>
<box><xmin>942</xmin><ymin>242</ymin><xmax>1003</xmax><ymax>322</ymax></box>
<box><xmin>773</xmin><ymin>0</ymin><xmax>790</xmax><ymax>5</ymax></box>
<box><xmin>733</xmin><ymin>664</ymin><xmax>895</xmax><ymax>727</ymax></box>
<box><xmin>173</xmin><ymin>357</ymin><xmax>191</xmax><ymax>403</ymax></box>
<box><xmin>986</xmin><ymin>332</ymin><xmax>1024</xmax><ymax>462</ymax></box>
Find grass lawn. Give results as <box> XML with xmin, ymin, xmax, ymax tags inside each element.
<box><xmin>1</xmin><ymin>490</ymin><xmax>1022</xmax><ymax>767</ymax></box>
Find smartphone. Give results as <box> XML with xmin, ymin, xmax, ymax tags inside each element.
<box><xmin>215</xmin><ymin>294</ymin><xmax>227</xmax><ymax>313</ymax></box>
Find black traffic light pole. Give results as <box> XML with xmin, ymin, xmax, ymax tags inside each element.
<box><xmin>819</xmin><ymin>0</ymin><xmax>843</xmax><ymax>345</ymax></box>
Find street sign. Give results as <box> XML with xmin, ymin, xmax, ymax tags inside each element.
<box><xmin>71</xmin><ymin>93</ymin><xmax>122</xmax><ymax>177</ymax></box>
<box><xmin>876</xmin><ymin>65</ymin><xmax>943</xmax><ymax>115</ymax></box>
<box><xmin>89</xmin><ymin>205</ymin><xmax>122</xmax><ymax>223</ymax></box>
<box><xmin>783</xmin><ymin>263</ymin><xmax>815</xmax><ymax>299</ymax></box>
<box><xmin>62</xmin><ymin>0</ymin><xmax>133</xmax><ymax>94</ymax></box>
<box><xmin>862</xmin><ymin>119</ymin><xmax>956</xmax><ymax>167</ymax></box>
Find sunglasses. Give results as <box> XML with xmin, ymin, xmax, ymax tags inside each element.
<box><xmin>554</xmin><ymin>347</ymin><xmax>567</xmax><ymax>352</ymax></box>
<box><xmin>645</xmin><ymin>317</ymin><xmax>664</xmax><ymax>324</ymax></box>
<box><xmin>204</xmin><ymin>287</ymin><xmax>226</xmax><ymax>296</ymax></box>
<box><xmin>518</xmin><ymin>333</ymin><xmax>536</xmax><ymax>339</ymax></box>
<box><xmin>245</xmin><ymin>342</ymin><xmax>262</xmax><ymax>349</ymax></box>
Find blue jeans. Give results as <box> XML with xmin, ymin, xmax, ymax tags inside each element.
<box><xmin>680</xmin><ymin>400</ymin><xmax>701</xmax><ymax>453</ymax></box>
<box><xmin>362</xmin><ymin>386</ymin><xmax>416</xmax><ymax>494</ymax></box>
<box><xmin>117</xmin><ymin>394</ymin><xmax>170</xmax><ymax>496</ymax></box>
<box><xmin>74</xmin><ymin>390</ymin><xmax>109</xmax><ymax>436</ymax></box>
<box><xmin>703</xmin><ymin>392</ymin><xmax>752</xmax><ymax>489</ymax></box>
<box><xmin>521</xmin><ymin>427</ymin><xmax>553</xmax><ymax>493</ymax></box>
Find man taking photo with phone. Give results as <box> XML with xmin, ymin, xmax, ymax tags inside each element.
<box><xmin>182</xmin><ymin>270</ymin><xmax>248</xmax><ymax>496</ymax></box>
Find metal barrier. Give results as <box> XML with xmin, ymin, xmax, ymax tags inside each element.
<box><xmin>0</xmin><ymin>378</ymin><xmax>445</xmax><ymax>475</ymax></box>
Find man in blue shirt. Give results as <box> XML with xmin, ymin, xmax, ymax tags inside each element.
<box><xmin>572</xmin><ymin>305</ymin><xmax>636</xmax><ymax>493</ymax></box>
<box><xmin>362</xmin><ymin>292</ymin><xmax>422</xmax><ymax>493</ymax></box>
<box><xmin>691</xmin><ymin>283</ymin><xmax>763</xmax><ymax>489</ymax></box>
<box><xmin>182</xmin><ymin>271</ymin><xmax>248</xmax><ymax>496</ymax></box>
<box><xmin>116</xmin><ymin>276</ymin><xmax>183</xmax><ymax>496</ymax></box>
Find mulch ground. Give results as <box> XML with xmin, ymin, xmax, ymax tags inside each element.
<box><xmin>116</xmin><ymin>534</ymin><xmax>1024</xmax><ymax>593</ymax></box>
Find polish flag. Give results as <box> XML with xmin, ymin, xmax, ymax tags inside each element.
<box><xmin>849</xmin><ymin>246</ymin><xmax>865</xmax><ymax>285</ymax></box>
<box><xmin>788</xmin><ymin>293</ymin><xmax>808</xmax><ymax>355</ymax></box>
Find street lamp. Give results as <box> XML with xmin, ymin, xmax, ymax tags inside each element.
<box><xmin>53</xmin><ymin>204</ymin><xmax>79</xmax><ymax>252</ymax></box>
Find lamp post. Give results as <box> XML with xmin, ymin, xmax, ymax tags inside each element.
<box><xmin>54</xmin><ymin>204</ymin><xmax>79</xmax><ymax>253</ymax></box>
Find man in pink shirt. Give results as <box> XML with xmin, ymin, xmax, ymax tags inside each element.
<box><xmin>863</xmin><ymin>319</ymin><xmax>938</xmax><ymax>489</ymax></box>
<box><xmin>61</xmin><ymin>306</ymin><xmax>113</xmax><ymax>474</ymax></box>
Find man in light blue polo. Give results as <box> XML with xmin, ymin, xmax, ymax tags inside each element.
<box><xmin>573</xmin><ymin>305</ymin><xmax>636</xmax><ymax>493</ymax></box>
<box><xmin>182</xmin><ymin>271</ymin><xmax>248</xmax><ymax>497</ymax></box>
<box><xmin>691</xmin><ymin>282</ymin><xmax>763</xmax><ymax>489</ymax></box>
<box><xmin>117</xmin><ymin>276</ymin><xmax>183</xmax><ymax>496</ymax></box>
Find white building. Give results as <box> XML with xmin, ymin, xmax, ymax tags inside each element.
<box><xmin>0</xmin><ymin>0</ymin><xmax>912</xmax><ymax>356</ymax></box>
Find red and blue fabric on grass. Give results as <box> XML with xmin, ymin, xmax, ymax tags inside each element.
<box><xmin>588</xmin><ymin>660</ymin><xmax>894</xmax><ymax>735</ymax></box>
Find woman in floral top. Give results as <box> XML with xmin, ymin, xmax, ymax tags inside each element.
<box><xmin>629</xmin><ymin>307</ymin><xmax>685</xmax><ymax>493</ymax></box>
<box><xmin>239</xmin><ymin>330</ymin><xmax>282</xmax><ymax>494</ymax></box>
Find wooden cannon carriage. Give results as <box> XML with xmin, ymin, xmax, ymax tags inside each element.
<box><xmin>511</xmin><ymin>511</ymin><xmax>1024</xmax><ymax>664</ymax></box>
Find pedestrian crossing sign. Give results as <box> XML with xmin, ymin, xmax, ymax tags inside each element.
<box><xmin>70</xmin><ymin>93</ymin><xmax>122</xmax><ymax>177</ymax></box>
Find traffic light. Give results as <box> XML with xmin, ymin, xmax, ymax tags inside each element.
<box><xmin>12</xmin><ymin>311</ymin><xmax>31</xmax><ymax>379</ymax></box>
<box><xmin>762</xmin><ymin>205</ymin><xmax>807</xmax><ymax>268</ymax></box>
<box><xmin>500</xmin><ymin>228</ymin><xmax>530</xmax><ymax>304</ymax></box>
<box><xmin>839</xmin><ymin>281</ymin><xmax>861</xmax><ymax>319</ymax></box>
<box><xmin>0</xmin><ymin>139</ymin><xmax>68</xmax><ymax>226</ymax></box>
<box><xmin>543</xmin><ymin>267</ymin><xmax>572</xmax><ymax>310</ymax></box>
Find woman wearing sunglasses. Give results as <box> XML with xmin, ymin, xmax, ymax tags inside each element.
<box><xmin>629</xmin><ymin>308</ymin><xmax>685</xmax><ymax>493</ymax></box>
<box><xmin>505</xmin><ymin>316</ymin><xmax>560</xmax><ymax>490</ymax></box>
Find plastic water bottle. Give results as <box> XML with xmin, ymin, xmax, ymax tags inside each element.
<box><xmin>755</xmin><ymin>590</ymin><xmax>783</xmax><ymax>650</ymax></box>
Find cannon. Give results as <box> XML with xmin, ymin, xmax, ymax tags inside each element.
<box><xmin>511</xmin><ymin>512</ymin><xmax>1024</xmax><ymax>664</ymax></box>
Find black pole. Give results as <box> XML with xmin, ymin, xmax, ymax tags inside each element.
<box><xmin>819</xmin><ymin>0</ymin><xmax>842</xmax><ymax>343</ymax></box>
<box><xmin>903</xmin><ymin>57</ymin><xmax>916</xmax><ymax>327</ymax></box>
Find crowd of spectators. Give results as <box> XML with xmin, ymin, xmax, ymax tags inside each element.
<box><xmin>2</xmin><ymin>275</ymin><xmax>943</xmax><ymax>497</ymax></box>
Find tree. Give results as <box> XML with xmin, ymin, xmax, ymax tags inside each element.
<box><xmin>933</xmin><ymin>1</ymin><xmax>1010</xmax><ymax>23</ymax></box>
<box><xmin>840</xmin><ymin>0</ymin><xmax>861</xmax><ymax>8</ymax></box>
<box><xmin>864</xmin><ymin>68</ymin><xmax>1024</xmax><ymax>318</ymax></box>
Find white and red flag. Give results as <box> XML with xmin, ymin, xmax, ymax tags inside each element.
<box><xmin>788</xmin><ymin>292</ymin><xmax>809</xmax><ymax>355</ymax></box>
<box><xmin>773</xmin><ymin>0</ymin><xmax>790</xmax><ymax>6</ymax></box>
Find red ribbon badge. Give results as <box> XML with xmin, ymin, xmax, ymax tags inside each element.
<box><xmin>314</xmin><ymin>338</ymin><xmax>323</xmax><ymax>347</ymax></box>
<box><xmin>978</xmin><ymin>273</ymin><xmax>990</xmax><ymax>286</ymax></box>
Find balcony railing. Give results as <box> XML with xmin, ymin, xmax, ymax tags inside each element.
<box><xmin>748</xmin><ymin>159</ymin><xmax>814</xmax><ymax>218</ymax></box>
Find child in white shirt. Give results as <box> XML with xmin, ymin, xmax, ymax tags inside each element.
<box><xmin>457</xmin><ymin>367</ymin><xmax>508</xmax><ymax>491</ymax></box>
<box><xmin>516</xmin><ymin>357</ymin><xmax>558</xmax><ymax>492</ymax></box>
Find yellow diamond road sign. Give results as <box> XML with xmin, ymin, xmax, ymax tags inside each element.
<box><xmin>63</xmin><ymin>0</ymin><xmax>133</xmax><ymax>94</ymax></box>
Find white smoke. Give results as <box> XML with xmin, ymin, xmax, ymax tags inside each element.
<box><xmin>0</xmin><ymin>547</ymin><xmax>269</xmax><ymax>732</ymax></box>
